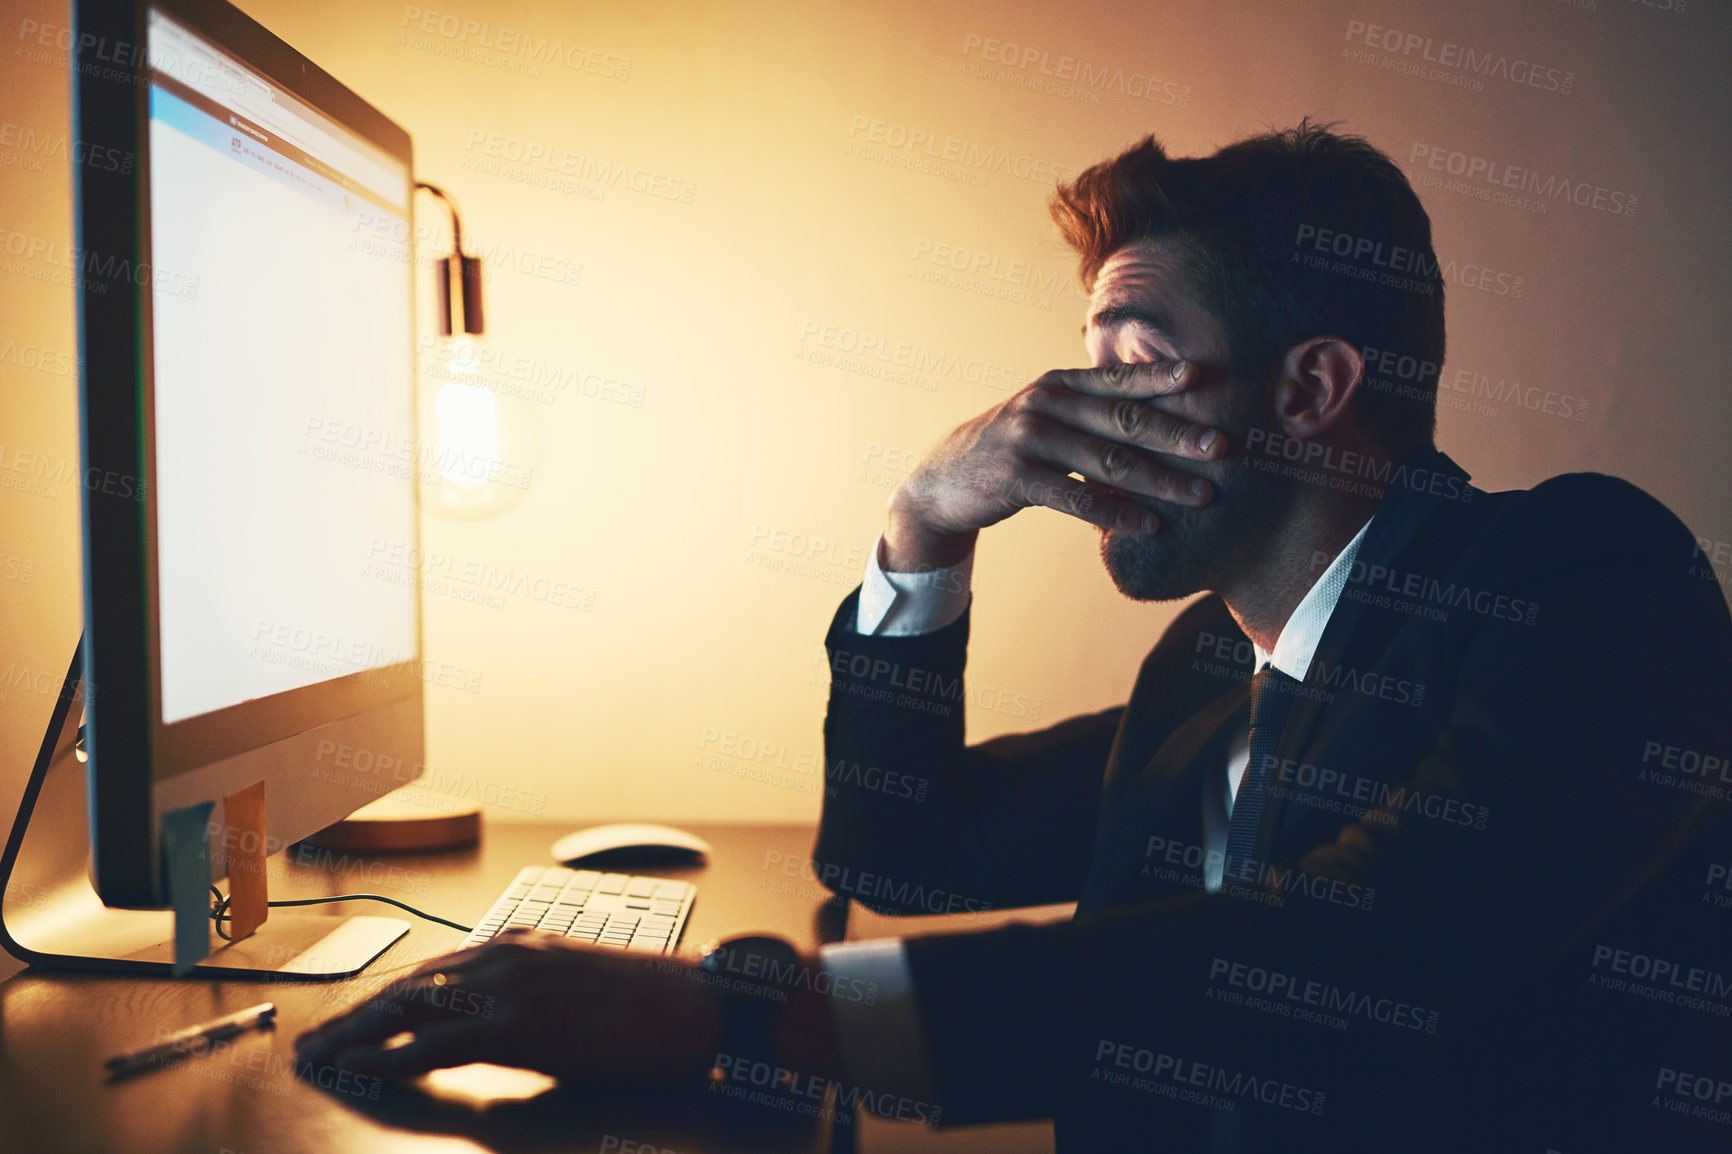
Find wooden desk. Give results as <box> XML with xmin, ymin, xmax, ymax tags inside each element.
<box><xmin>0</xmin><ymin>821</ymin><xmax>846</xmax><ymax>1154</ymax></box>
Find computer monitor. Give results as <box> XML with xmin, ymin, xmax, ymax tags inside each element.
<box><xmin>2</xmin><ymin>0</ymin><xmax>424</xmax><ymax>976</ymax></box>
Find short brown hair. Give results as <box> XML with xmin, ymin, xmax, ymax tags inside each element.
<box><xmin>1050</xmin><ymin>120</ymin><xmax>1446</xmax><ymax>454</ymax></box>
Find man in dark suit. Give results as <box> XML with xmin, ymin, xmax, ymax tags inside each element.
<box><xmin>298</xmin><ymin>122</ymin><xmax>1732</xmax><ymax>1152</ymax></box>
<box><xmin>807</xmin><ymin>122</ymin><xmax>1732</xmax><ymax>1151</ymax></box>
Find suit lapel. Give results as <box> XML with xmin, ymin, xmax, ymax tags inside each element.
<box><xmin>1261</xmin><ymin>448</ymin><xmax>1475</xmax><ymax>849</ymax></box>
<box><xmin>1079</xmin><ymin>683</ymin><xmax>1249</xmax><ymax>913</ymax></box>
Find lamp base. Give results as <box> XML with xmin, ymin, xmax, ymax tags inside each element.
<box><xmin>306</xmin><ymin>792</ymin><xmax>482</xmax><ymax>853</ymax></box>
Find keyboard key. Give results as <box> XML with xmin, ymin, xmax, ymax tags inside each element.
<box><xmin>470</xmin><ymin>867</ymin><xmax>692</xmax><ymax>958</ymax></box>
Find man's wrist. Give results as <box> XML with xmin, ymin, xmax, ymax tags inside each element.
<box><xmin>772</xmin><ymin>968</ymin><xmax>844</xmax><ymax>1079</ymax></box>
<box><xmin>699</xmin><ymin>939</ymin><xmax>843</xmax><ymax>1082</ymax></box>
<box><xmin>883</xmin><ymin>506</ymin><xmax>978</xmax><ymax>573</ymax></box>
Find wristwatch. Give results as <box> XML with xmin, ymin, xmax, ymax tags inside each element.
<box><xmin>699</xmin><ymin>934</ymin><xmax>802</xmax><ymax>1079</ymax></box>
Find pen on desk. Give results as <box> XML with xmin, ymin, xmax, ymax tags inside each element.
<box><xmin>103</xmin><ymin>1002</ymin><xmax>278</xmax><ymax>1078</ymax></box>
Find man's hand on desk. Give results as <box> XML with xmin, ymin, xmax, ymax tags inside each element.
<box><xmin>292</xmin><ymin>929</ymin><xmax>842</xmax><ymax>1085</ymax></box>
<box><xmin>884</xmin><ymin>359</ymin><xmax>1221</xmax><ymax>571</ymax></box>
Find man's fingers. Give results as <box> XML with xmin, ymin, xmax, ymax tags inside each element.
<box><xmin>296</xmin><ymin>1000</ymin><xmax>425</xmax><ymax>1065</ymax></box>
<box><xmin>402</xmin><ymin>929</ymin><xmax>556</xmax><ymax>981</ymax></box>
<box><xmin>1037</xmin><ymin>359</ymin><xmax>1197</xmax><ymax>400</ymax></box>
<box><xmin>404</xmin><ymin>947</ymin><xmax>493</xmax><ymax>981</ymax></box>
<box><xmin>1008</xmin><ymin>466</ymin><xmax>1159</xmax><ymax>535</ymax></box>
<box><xmin>329</xmin><ymin>1020</ymin><xmax>501</xmax><ymax>1080</ymax></box>
<box><xmin>296</xmin><ymin>971</ymin><xmax>485</xmax><ymax>1063</ymax></box>
<box><xmin>1008</xmin><ymin>421</ymin><xmax>1211</xmax><ymax>508</ymax></box>
<box><xmin>1020</xmin><ymin>386</ymin><xmax>1222</xmax><ymax>462</ymax></box>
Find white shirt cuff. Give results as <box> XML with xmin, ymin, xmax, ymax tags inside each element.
<box><xmin>855</xmin><ymin>533</ymin><xmax>974</xmax><ymax>636</ymax></box>
<box><xmin>818</xmin><ymin>938</ymin><xmax>935</xmax><ymax>1103</ymax></box>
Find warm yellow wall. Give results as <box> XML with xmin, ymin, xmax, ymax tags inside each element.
<box><xmin>3</xmin><ymin>0</ymin><xmax>1728</xmax><ymax>829</ymax></box>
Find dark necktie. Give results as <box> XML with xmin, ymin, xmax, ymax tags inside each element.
<box><xmin>1222</xmin><ymin>664</ymin><xmax>1302</xmax><ymax>887</ymax></box>
<box><xmin>1212</xmin><ymin>664</ymin><xmax>1305</xmax><ymax>1154</ymax></box>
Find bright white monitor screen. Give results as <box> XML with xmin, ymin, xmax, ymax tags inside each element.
<box><xmin>146</xmin><ymin>9</ymin><xmax>417</xmax><ymax>724</ymax></box>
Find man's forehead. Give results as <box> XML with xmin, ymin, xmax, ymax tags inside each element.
<box><xmin>1090</xmin><ymin>237</ymin><xmax>1187</xmax><ymax>307</ymax></box>
<box><xmin>1084</xmin><ymin>236</ymin><xmax>1218</xmax><ymax>344</ymax></box>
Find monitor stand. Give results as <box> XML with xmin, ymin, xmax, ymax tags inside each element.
<box><xmin>0</xmin><ymin>646</ymin><xmax>407</xmax><ymax>979</ymax></box>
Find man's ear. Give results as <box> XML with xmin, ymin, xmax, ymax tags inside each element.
<box><xmin>1271</xmin><ymin>336</ymin><xmax>1363</xmax><ymax>439</ymax></box>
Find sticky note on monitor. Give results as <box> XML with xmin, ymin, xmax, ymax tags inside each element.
<box><xmin>223</xmin><ymin>781</ymin><xmax>269</xmax><ymax>941</ymax></box>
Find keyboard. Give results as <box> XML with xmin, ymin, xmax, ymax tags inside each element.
<box><xmin>461</xmin><ymin>865</ymin><xmax>696</xmax><ymax>954</ymax></box>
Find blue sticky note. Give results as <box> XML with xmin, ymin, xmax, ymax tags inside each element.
<box><xmin>162</xmin><ymin>800</ymin><xmax>214</xmax><ymax>976</ymax></box>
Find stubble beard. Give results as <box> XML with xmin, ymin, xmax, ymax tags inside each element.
<box><xmin>1098</xmin><ymin>397</ymin><xmax>1297</xmax><ymax>602</ymax></box>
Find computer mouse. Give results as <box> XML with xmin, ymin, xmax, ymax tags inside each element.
<box><xmin>550</xmin><ymin>822</ymin><xmax>711</xmax><ymax>866</ymax></box>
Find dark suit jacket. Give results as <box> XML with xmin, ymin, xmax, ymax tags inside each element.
<box><xmin>814</xmin><ymin>446</ymin><xmax>1732</xmax><ymax>1153</ymax></box>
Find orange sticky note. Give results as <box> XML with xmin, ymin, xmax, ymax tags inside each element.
<box><xmin>224</xmin><ymin>781</ymin><xmax>269</xmax><ymax>941</ymax></box>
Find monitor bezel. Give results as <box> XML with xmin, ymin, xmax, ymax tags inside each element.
<box><xmin>75</xmin><ymin>0</ymin><xmax>422</xmax><ymax>906</ymax></box>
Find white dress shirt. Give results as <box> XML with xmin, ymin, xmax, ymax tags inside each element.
<box><xmin>819</xmin><ymin>521</ymin><xmax>1374</xmax><ymax>1100</ymax></box>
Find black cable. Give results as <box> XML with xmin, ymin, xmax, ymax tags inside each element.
<box><xmin>267</xmin><ymin>895</ymin><xmax>472</xmax><ymax>932</ymax></box>
<box><xmin>414</xmin><ymin>181</ymin><xmax>464</xmax><ymax>255</ymax></box>
<box><xmin>210</xmin><ymin>884</ymin><xmax>234</xmax><ymax>940</ymax></box>
<box><xmin>209</xmin><ymin>885</ymin><xmax>472</xmax><ymax>937</ymax></box>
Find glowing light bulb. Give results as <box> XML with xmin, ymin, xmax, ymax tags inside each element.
<box><xmin>434</xmin><ymin>380</ymin><xmax>500</xmax><ymax>489</ymax></box>
<box><xmin>418</xmin><ymin>334</ymin><xmax>540</xmax><ymax>519</ymax></box>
